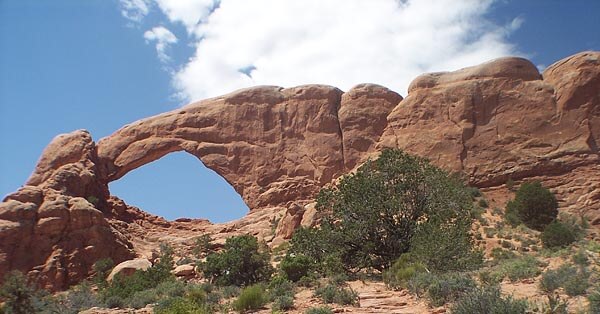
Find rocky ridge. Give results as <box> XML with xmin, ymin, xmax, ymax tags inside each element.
<box><xmin>0</xmin><ymin>51</ymin><xmax>599</xmax><ymax>291</ymax></box>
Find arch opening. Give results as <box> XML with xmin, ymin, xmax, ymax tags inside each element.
<box><xmin>108</xmin><ymin>151</ymin><xmax>249</xmax><ymax>223</ymax></box>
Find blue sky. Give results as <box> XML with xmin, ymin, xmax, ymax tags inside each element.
<box><xmin>1</xmin><ymin>0</ymin><xmax>598</xmax><ymax>222</ymax></box>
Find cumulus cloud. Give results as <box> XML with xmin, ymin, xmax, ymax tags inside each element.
<box><xmin>144</xmin><ymin>26</ymin><xmax>178</xmax><ymax>63</ymax></box>
<box><xmin>119</xmin><ymin>0</ymin><xmax>152</xmax><ymax>23</ymax></box>
<box><xmin>123</xmin><ymin>0</ymin><xmax>523</xmax><ymax>102</ymax></box>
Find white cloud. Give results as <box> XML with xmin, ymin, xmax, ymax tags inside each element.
<box><xmin>144</xmin><ymin>26</ymin><xmax>178</xmax><ymax>63</ymax></box>
<box><xmin>155</xmin><ymin>0</ymin><xmax>219</xmax><ymax>34</ymax></box>
<box><xmin>119</xmin><ymin>0</ymin><xmax>152</xmax><ymax>23</ymax></box>
<box><xmin>123</xmin><ymin>0</ymin><xmax>523</xmax><ymax>102</ymax></box>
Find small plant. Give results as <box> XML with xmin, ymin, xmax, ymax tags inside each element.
<box><xmin>563</xmin><ymin>268</ymin><xmax>590</xmax><ymax>296</ymax></box>
<box><xmin>0</xmin><ymin>271</ymin><xmax>36</xmax><ymax>314</ymax></box>
<box><xmin>490</xmin><ymin>248</ymin><xmax>517</xmax><ymax>263</ymax></box>
<box><xmin>232</xmin><ymin>285</ymin><xmax>268</xmax><ymax>312</ymax></box>
<box><xmin>201</xmin><ymin>234</ymin><xmax>273</xmax><ymax>286</ymax></box>
<box><xmin>572</xmin><ymin>249</ymin><xmax>589</xmax><ymax>266</ymax></box>
<box><xmin>540</xmin><ymin>265</ymin><xmax>576</xmax><ymax>293</ymax></box>
<box><xmin>478</xmin><ymin>198</ymin><xmax>489</xmax><ymax>208</ymax></box>
<box><xmin>500</xmin><ymin>255</ymin><xmax>542</xmax><ymax>282</ymax></box>
<box><xmin>192</xmin><ymin>234</ymin><xmax>215</xmax><ymax>257</ymax></box>
<box><xmin>221</xmin><ymin>285</ymin><xmax>241</xmax><ymax>298</ymax></box>
<box><xmin>505</xmin><ymin>181</ymin><xmax>557</xmax><ymax>231</ymax></box>
<box><xmin>588</xmin><ymin>287</ymin><xmax>600</xmax><ymax>314</ymax></box>
<box><xmin>273</xmin><ymin>295</ymin><xmax>294</xmax><ymax>311</ymax></box>
<box><xmin>450</xmin><ymin>286</ymin><xmax>527</xmax><ymax>314</ymax></box>
<box><xmin>92</xmin><ymin>258</ymin><xmax>114</xmax><ymax>287</ymax></box>
<box><xmin>468</xmin><ymin>186</ymin><xmax>482</xmax><ymax>198</ymax></box>
<box><xmin>506</xmin><ymin>178</ymin><xmax>516</xmax><ymax>191</ymax></box>
<box><xmin>314</xmin><ymin>283</ymin><xmax>359</xmax><ymax>306</ymax></box>
<box><xmin>541</xmin><ymin>221</ymin><xmax>577</xmax><ymax>249</ymax></box>
<box><xmin>305</xmin><ymin>306</ymin><xmax>334</xmax><ymax>314</ymax></box>
<box><xmin>383</xmin><ymin>254</ymin><xmax>427</xmax><ymax>290</ymax></box>
<box><xmin>267</xmin><ymin>276</ymin><xmax>294</xmax><ymax>301</ymax></box>
<box><xmin>424</xmin><ymin>273</ymin><xmax>477</xmax><ymax>307</ymax></box>
<box><xmin>280</xmin><ymin>254</ymin><xmax>313</xmax><ymax>282</ymax></box>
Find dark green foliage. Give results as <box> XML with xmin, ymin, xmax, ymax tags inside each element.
<box><xmin>541</xmin><ymin>221</ymin><xmax>577</xmax><ymax>249</ymax></box>
<box><xmin>232</xmin><ymin>285</ymin><xmax>268</xmax><ymax>312</ymax></box>
<box><xmin>500</xmin><ymin>255</ymin><xmax>542</xmax><ymax>282</ymax></box>
<box><xmin>154</xmin><ymin>296</ymin><xmax>209</xmax><ymax>314</ymax></box>
<box><xmin>478</xmin><ymin>198</ymin><xmax>489</xmax><ymax>208</ymax></box>
<box><xmin>467</xmin><ymin>186</ymin><xmax>482</xmax><ymax>198</ymax></box>
<box><xmin>192</xmin><ymin>234</ymin><xmax>215</xmax><ymax>257</ymax></box>
<box><xmin>0</xmin><ymin>271</ymin><xmax>35</xmax><ymax>314</ymax></box>
<box><xmin>423</xmin><ymin>274</ymin><xmax>477</xmax><ymax>307</ymax></box>
<box><xmin>589</xmin><ymin>287</ymin><xmax>600</xmax><ymax>314</ymax></box>
<box><xmin>280</xmin><ymin>254</ymin><xmax>313</xmax><ymax>282</ymax></box>
<box><xmin>267</xmin><ymin>276</ymin><xmax>294</xmax><ymax>302</ymax></box>
<box><xmin>100</xmin><ymin>244</ymin><xmax>175</xmax><ymax>303</ymax></box>
<box><xmin>383</xmin><ymin>254</ymin><xmax>427</xmax><ymax>290</ymax></box>
<box><xmin>563</xmin><ymin>268</ymin><xmax>590</xmax><ymax>296</ymax></box>
<box><xmin>304</xmin><ymin>306</ymin><xmax>334</xmax><ymax>314</ymax></box>
<box><xmin>450</xmin><ymin>286</ymin><xmax>527</xmax><ymax>314</ymax></box>
<box><xmin>407</xmin><ymin>272</ymin><xmax>437</xmax><ymax>298</ymax></box>
<box><xmin>273</xmin><ymin>295</ymin><xmax>294</xmax><ymax>311</ymax></box>
<box><xmin>505</xmin><ymin>181</ymin><xmax>558</xmax><ymax>231</ymax></box>
<box><xmin>540</xmin><ymin>265</ymin><xmax>576</xmax><ymax>293</ymax></box>
<box><xmin>291</xmin><ymin>148</ymin><xmax>479</xmax><ymax>273</ymax></box>
<box><xmin>314</xmin><ymin>283</ymin><xmax>359</xmax><ymax>306</ymax></box>
<box><xmin>201</xmin><ymin>234</ymin><xmax>273</xmax><ymax>286</ymax></box>
<box><xmin>92</xmin><ymin>258</ymin><xmax>114</xmax><ymax>287</ymax></box>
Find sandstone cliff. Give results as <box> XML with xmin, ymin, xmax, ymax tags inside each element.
<box><xmin>1</xmin><ymin>51</ymin><xmax>598</xmax><ymax>291</ymax></box>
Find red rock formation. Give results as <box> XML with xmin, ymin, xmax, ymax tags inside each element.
<box><xmin>0</xmin><ymin>51</ymin><xmax>598</xmax><ymax>291</ymax></box>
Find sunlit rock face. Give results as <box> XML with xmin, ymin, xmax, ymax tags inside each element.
<box><xmin>1</xmin><ymin>51</ymin><xmax>599</xmax><ymax>291</ymax></box>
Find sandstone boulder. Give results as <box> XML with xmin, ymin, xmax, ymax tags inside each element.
<box><xmin>172</xmin><ymin>264</ymin><xmax>196</xmax><ymax>277</ymax></box>
<box><xmin>107</xmin><ymin>258</ymin><xmax>152</xmax><ymax>282</ymax></box>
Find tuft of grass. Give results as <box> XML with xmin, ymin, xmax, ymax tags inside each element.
<box><xmin>232</xmin><ymin>285</ymin><xmax>268</xmax><ymax>312</ymax></box>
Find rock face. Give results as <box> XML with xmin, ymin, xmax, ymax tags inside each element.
<box><xmin>0</xmin><ymin>131</ymin><xmax>134</xmax><ymax>291</ymax></box>
<box><xmin>1</xmin><ymin>51</ymin><xmax>599</xmax><ymax>291</ymax></box>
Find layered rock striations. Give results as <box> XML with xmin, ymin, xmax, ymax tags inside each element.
<box><xmin>1</xmin><ymin>51</ymin><xmax>599</xmax><ymax>291</ymax></box>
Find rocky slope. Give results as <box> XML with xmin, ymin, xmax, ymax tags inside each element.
<box><xmin>1</xmin><ymin>51</ymin><xmax>599</xmax><ymax>291</ymax></box>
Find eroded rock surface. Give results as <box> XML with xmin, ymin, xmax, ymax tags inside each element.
<box><xmin>1</xmin><ymin>51</ymin><xmax>599</xmax><ymax>291</ymax></box>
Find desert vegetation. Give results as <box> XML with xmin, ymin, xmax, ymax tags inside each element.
<box><xmin>1</xmin><ymin>148</ymin><xmax>598</xmax><ymax>313</ymax></box>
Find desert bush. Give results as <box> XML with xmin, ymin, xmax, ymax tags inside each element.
<box><xmin>221</xmin><ymin>285</ymin><xmax>240</xmax><ymax>298</ymax></box>
<box><xmin>100</xmin><ymin>244</ymin><xmax>175</xmax><ymax>303</ymax></box>
<box><xmin>267</xmin><ymin>276</ymin><xmax>294</xmax><ymax>301</ymax></box>
<box><xmin>478</xmin><ymin>199</ymin><xmax>489</xmax><ymax>208</ymax></box>
<box><xmin>201</xmin><ymin>234</ymin><xmax>273</xmax><ymax>286</ymax></box>
<box><xmin>232</xmin><ymin>285</ymin><xmax>268</xmax><ymax>312</ymax></box>
<box><xmin>304</xmin><ymin>306</ymin><xmax>333</xmax><ymax>314</ymax></box>
<box><xmin>290</xmin><ymin>149</ymin><xmax>479</xmax><ymax>273</ymax></box>
<box><xmin>424</xmin><ymin>273</ymin><xmax>477</xmax><ymax>307</ymax></box>
<box><xmin>588</xmin><ymin>287</ymin><xmax>600</xmax><ymax>314</ymax></box>
<box><xmin>505</xmin><ymin>181</ymin><xmax>557</xmax><ymax>231</ymax></box>
<box><xmin>192</xmin><ymin>234</ymin><xmax>215</xmax><ymax>257</ymax></box>
<box><xmin>280</xmin><ymin>254</ymin><xmax>313</xmax><ymax>282</ymax></box>
<box><xmin>314</xmin><ymin>280</ymin><xmax>358</xmax><ymax>306</ymax></box>
<box><xmin>499</xmin><ymin>255</ymin><xmax>542</xmax><ymax>282</ymax></box>
<box><xmin>540</xmin><ymin>265</ymin><xmax>576</xmax><ymax>293</ymax></box>
<box><xmin>0</xmin><ymin>271</ymin><xmax>36</xmax><ymax>314</ymax></box>
<box><xmin>572</xmin><ymin>249</ymin><xmax>589</xmax><ymax>266</ymax></box>
<box><xmin>490</xmin><ymin>248</ymin><xmax>517</xmax><ymax>264</ymax></box>
<box><xmin>563</xmin><ymin>268</ymin><xmax>590</xmax><ymax>296</ymax></box>
<box><xmin>154</xmin><ymin>296</ymin><xmax>209</xmax><ymax>314</ymax></box>
<box><xmin>541</xmin><ymin>221</ymin><xmax>578</xmax><ymax>249</ymax></box>
<box><xmin>450</xmin><ymin>286</ymin><xmax>527</xmax><ymax>314</ymax></box>
<box><xmin>273</xmin><ymin>295</ymin><xmax>294</xmax><ymax>311</ymax></box>
<box><xmin>383</xmin><ymin>254</ymin><xmax>427</xmax><ymax>289</ymax></box>
<box><xmin>92</xmin><ymin>258</ymin><xmax>114</xmax><ymax>287</ymax></box>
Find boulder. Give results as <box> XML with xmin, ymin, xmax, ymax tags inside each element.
<box><xmin>107</xmin><ymin>258</ymin><xmax>152</xmax><ymax>282</ymax></box>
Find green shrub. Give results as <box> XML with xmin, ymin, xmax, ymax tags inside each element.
<box><xmin>280</xmin><ymin>254</ymin><xmax>313</xmax><ymax>282</ymax></box>
<box><xmin>304</xmin><ymin>306</ymin><xmax>333</xmax><ymax>314</ymax></box>
<box><xmin>273</xmin><ymin>295</ymin><xmax>294</xmax><ymax>311</ymax></box>
<box><xmin>588</xmin><ymin>287</ymin><xmax>600</xmax><ymax>314</ymax></box>
<box><xmin>424</xmin><ymin>273</ymin><xmax>477</xmax><ymax>307</ymax></box>
<box><xmin>92</xmin><ymin>258</ymin><xmax>114</xmax><ymax>287</ymax></box>
<box><xmin>572</xmin><ymin>249</ymin><xmax>589</xmax><ymax>266</ymax></box>
<box><xmin>383</xmin><ymin>254</ymin><xmax>427</xmax><ymax>289</ymax></box>
<box><xmin>499</xmin><ymin>255</ymin><xmax>542</xmax><ymax>282</ymax></box>
<box><xmin>505</xmin><ymin>181</ymin><xmax>557</xmax><ymax>231</ymax></box>
<box><xmin>314</xmin><ymin>283</ymin><xmax>359</xmax><ymax>306</ymax></box>
<box><xmin>478</xmin><ymin>199</ymin><xmax>489</xmax><ymax>208</ymax></box>
<box><xmin>100</xmin><ymin>244</ymin><xmax>175</xmax><ymax>303</ymax></box>
<box><xmin>128</xmin><ymin>289</ymin><xmax>160</xmax><ymax>309</ymax></box>
<box><xmin>490</xmin><ymin>248</ymin><xmax>517</xmax><ymax>264</ymax></box>
<box><xmin>540</xmin><ymin>265</ymin><xmax>576</xmax><ymax>293</ymax></box>
<box><xmin>407</xmin><ymin>272</ymin><xmax>437</xmax><ymax>298</ymax></box>
<box><xmin>450</xmin><ymin>286</ymin><xmax>527</xmax><ymax>314</ymax></box>
<box><xmin>221</xmin><ymin>285</ymin><xmax>240</xmax><ymax>298</ymax></box>
<box><xmin>291</xmin><ymin>148</ymin><xmax>478</xmax><ymax>273</ymax></box>
<box><xmin>201</xmin><ymin>234</ymin><xmax>273</xmax><ymax>286</ymax></box>
<box><xmin>192</xmin><ymin>234</ymin><xmax>215</xmax><ymax>257</ymax></box>
<box><xmin>154</xmin><ymin>296</ymin><xmax>209</xmax><ymax>314</ymax></box>
<box><xmin>232</xmin><ymin>285</ymin><xmax>268</xmax><ymax>312</ymax></box>
<box><xmin>468</xmin><ymin>186</ymin><xmax>482</xmax><ymax>198</ymax></box>
<box><xmin>541</xmin><ymin>221</ymin><xmax>577</xmax><ymax>249</ymax></box>
<box><xmin>0</xmin><ymin>271</ymin><xmax>36</xmax><ymax>314</ymax></box>
<box><xmin>267</xmin><ymin>276</ymin><xmax>294</xmax><ymax>301</ymax></box>
<box><xmin>563</xmin><ymin>269</ymin><xmax>590</xmax><ymax>296</ymax></box>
